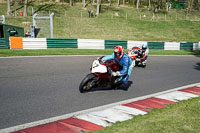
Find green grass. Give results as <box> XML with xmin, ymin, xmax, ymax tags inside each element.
<box><xmin>0</xmin><ymin>3</ymin><xmax>200</xmax><ymax>42</ymax></box>
<box><xmin>0</xmin><ymin>48</ymin><xmax>113</xmax><ymax>56</ymax></box>
<box><xmin>149</xmin><ymin>50</ymin><xmax>200</xmax><ymax>55</ymax></box>
<box><xmin>90</xmin><ymin>97</ymin><xmax>200</xmax><ymax>133</ymax></box>
<box><xmin>0</xmin><ymin>49</ymin><xmax>200</xmax><ymax>56</ymax></box>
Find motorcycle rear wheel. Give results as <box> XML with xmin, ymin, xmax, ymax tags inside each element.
<box><xmin>142</xmin><ymin>64</ymin><xmax>146</xmax><ymax>68</ymax></box>
<box><xmin>79</xmin><ymin>73</ymin><xmax>97</xmax><ymax>93</ymax></box>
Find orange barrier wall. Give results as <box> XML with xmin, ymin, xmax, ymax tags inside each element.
<box><xmin>10</xmin><ymin>37</ymin><xmax>23</xmax><ymax>49</ymax></box>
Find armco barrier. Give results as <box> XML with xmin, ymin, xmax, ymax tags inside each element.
<box><xmin>180</xmin><ymin>42</ymin><xmax>194</xmax><ymax>50</ymax></box>
<box><xmin>10</xmin><ymin>37</ymin><xmax>23</xmax><ymax>49</ymax></box>
<box><xmin>148</xmin><ymin>42</ymin><xmax>165</xmax><ymax>49</ymax></box>
<box><xmin>23</xmin><ymin>38</ymin><xmax>47</xmax><ymax>49</ymax></box>
<box><xmin>164</xmin><ymin>42</ymin><xmax>180</xmax><ymax>50</ymax></box>
<box><xmin>127</xmin><ymin>41</ymin><xmax>147</xmax><ymax>50</ymax></box>
<box><xmin>47</xmin><ymin>39</ymin><xmax>77</xmax><ymax>48</ymax></box>
<box><xmin>78</xmin><ymin>39</ymin><xmax>104</xmax><ymax>49</ymax></box>
<box><xmin>193</xmin><ymin>42</ymin><xmax>200</xmax><ymax>50</ymax></box>
<box><xmin>105</xmin><ymin>40</ymin><xmax>127</xmax><ymax>49</ymax></box>
<box><xmin>0</xmin><ymin>38</ymin><xmax>8</xmax><ymax>49</ymax></box>
<box><xmin>4</xmin><ymin>38</ymin><xmax>200</xmax><ymax>50</ymax></box>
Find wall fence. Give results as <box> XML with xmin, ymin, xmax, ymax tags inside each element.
<box><xmin>2</xmin><ymin>37</ymin><xmax>200</xmax><ymax>50</ymax></box>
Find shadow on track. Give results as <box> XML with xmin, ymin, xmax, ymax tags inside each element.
<box><xmin>91</xmin><ymin>81</ymin><xmax>133</xmax><ymax>92</ymax></box>
<box><xmin>194</xmin><ymin>63</ymin><xmax>200</xmax><ymax>71</ymax></box>
<box><xmin>183</xmin><ymin>50</ymin><xmax>200</xmax><ymax>71</ymax></box>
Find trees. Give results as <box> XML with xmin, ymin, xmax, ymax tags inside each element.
<box><xmin>149</xmin><ymin>0</ymin><xmax>151</xmax><ymax>10</ymax></box>
<box><xmin>108</xmin><ymin>0</ymin><xmax>111</xmax><ymax>6</ymax></box>
<box><xmin>70</xmin><ymin>0</ymin><xmax>73</xmax><ymax>6</ymax></box>
<box><xmin>7</xmin><ymin>0</ymin><xmax>11</xmax><ymax>16</ymax></box>
<box><xmin>187</xmin><ymin>0</ymin><xmax>200</xmax><ymax>12</ymax></box>
<box><xmin>96</xmin><ymin>0</ymin><xmax>101</xmax><ymax>16</ymax></box>
<box><xmin>7</xmin><ymin>0</ymin><xmax>29</xmax><ymax>17</ymax></box>
<box><xmin>187</xmin><ymin>0</ymin><xmax>194</xmax><ymax>13</ymax></box>
<box><xmin>136</xmin><ymin>0</ymin><xmax>140</xmax><ymax>11</ymax></box>
<box><xmin>117</xmin><ymin>0</ymin><xmax>120</xmax><ymax>7</ymax></box>
<box><xmin>82</xmin><ymin>0</ymin><xmax>86</xmax><ymax>8</ymax></box>
<box><xmin>4</xmin><ymin>0</ymin><xmax>200</xmax><ymax>18</ymax></box>
<box><xmin>194</xmin><ymin>0</ymin><xmax>200</xmax><ymax>10</ymax></box>
<box><xmin>23</xmin><ymin>0</ymin><xmax>28</xmax><ymax>17</ymax></box>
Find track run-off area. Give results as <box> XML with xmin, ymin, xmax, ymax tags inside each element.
<box><xmin>0</xmin><ymin>55</ymin><xmax>200</xmax><ymax>130</ymax></box>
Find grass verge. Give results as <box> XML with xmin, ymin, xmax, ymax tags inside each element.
<box><xmin>90</xmin><ymin>97</ymin><xmax>200</xmax><ymax>133</ymax></box>
<box><xmin>0</xmin><ymin>49</ymin><xmax>114</xmax><ymax>56</ymax></box>
<box><xmin>0</xmin><ymin>49</ymin><xmax>200</xmax><ymax>57</ymax></box>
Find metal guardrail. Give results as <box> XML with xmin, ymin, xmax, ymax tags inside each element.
<box><xmin>47</xmin><ymin>38</ymin><xmax>78</xmax><ymax>48</ymax></box>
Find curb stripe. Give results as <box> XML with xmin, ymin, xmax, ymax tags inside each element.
<box><xmin>146</xmin><ymin>97</ymin><xmax>176</xmax><ymax>105</ymax></box>
<box><xmin>76</xmin><ymin>114</ymin><xmax>111</xmax><ymax>127</ymax></box>
<box><xmin>179</xmin><ymin>86</ymin><xmax>200</xmax><ymax>95</ymax></box>
<box><xmin>155</xmin><ymin>91</ymin><xmax>198</xmax><ymax>101</ymax></box>
<box><xmin>57</xmin><ymin>121</ymin><xmax>88</xmax><ymax>132</ymax></box>
<box><xmin>111</xmin><ymin>105</ymin><xmax>147</xmax><ymax>115</ymax></box>
<box><xmin>131</xmin><ymin>98</ymin><xmax>167</xmax><ymax>109</ymax></box>
<box><xmin>58</xmin><ymin>117</ymin><xmax>104</xmax><ymax>131</ymax></box>
<box><xmin>123</xmin><ymin>102</ymin><xmax>151</xmax><ymax>112</ymax></box>
<box><xmin>12</xmin><ymin>121</ymin><xmax>78</xmax><ymax>133</ymax></box>
<box><xmin>88</xmin><ymin>108</ymin><xmax>133</xmax><ymax>123</ymax></box>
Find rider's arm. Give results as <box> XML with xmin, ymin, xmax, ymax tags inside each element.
<box><xmin>102</xmin><ymin>53</ymin><xmax>115</xmax><ymax>62</ymax></box>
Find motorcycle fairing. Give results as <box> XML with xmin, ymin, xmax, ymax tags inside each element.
<box><xmin>91</xmin><ymin>60</ymin><xmax>107</xmax><ymax>73</ymax></box>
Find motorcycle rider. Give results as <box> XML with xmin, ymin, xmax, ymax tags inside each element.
<box><xmin>102</xmin><ymin>46</ymin><xmax>134</xmax><ymax>87</ymax></box>
<box><xmin>142</xmin><ymin>44</ymin><xmax>149</xmax><ymax>65</ymax></box>
<box><xmin>139</xmin><ymin>44</ymin><xmax>149</xmax><ymax>66</ymax></box>
<box><xmin>142</xmin><ymin>44</ymin><xmax>149</xmax><ymax>56</ymax></box>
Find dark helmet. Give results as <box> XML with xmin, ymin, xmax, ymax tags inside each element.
<box><xmin>142</xmin><ymin>44</ymin><xmax>147</xmax><ymax>50</ymax></box>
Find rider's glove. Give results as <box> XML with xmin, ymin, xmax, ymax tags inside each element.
<box><xmin>112</xmin><ymin>71</ymin><xmax>121</xmax><ymax>76</ymax></box>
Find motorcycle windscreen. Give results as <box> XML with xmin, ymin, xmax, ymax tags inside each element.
<box><xmin>91</xmin><ymin>60</ymin><xmax>107</xmax><ymax>73</ymax></box>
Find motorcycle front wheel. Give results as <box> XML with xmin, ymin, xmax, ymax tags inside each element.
<box><xmin>79</xmin><ymin>73</ymin><xmax>97</xmax><ymax>93</ymax></box>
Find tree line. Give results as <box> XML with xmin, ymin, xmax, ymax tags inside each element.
<box><xmin>6</xmin><ymin>0</ymin><xmax>200</xmax><ymax>17</ymax></box>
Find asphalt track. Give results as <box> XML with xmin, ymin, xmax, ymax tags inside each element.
<box><xmin>0</xmin><ymin>55</ymin><xmax>200</xmax><ymax>130</ymax></box>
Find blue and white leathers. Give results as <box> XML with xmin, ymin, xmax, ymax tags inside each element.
<box><xmin>103</xmin><ymin>53</ymin><xmax>133</xmax><ymax>83</ymax></box>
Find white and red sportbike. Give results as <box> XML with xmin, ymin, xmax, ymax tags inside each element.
<box><xmin>127</xmin><ymin>47</ymin><xmax>147</xmax><ymax>68</ymax></box>
<box><xmin>79</xmin><ymin>56</ymin><xmax>123</xmax><ymax>93</ymax></box>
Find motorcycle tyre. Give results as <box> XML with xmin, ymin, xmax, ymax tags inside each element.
<box><xmin>111</xmin><ymin>84</ymin><xmax>117</xmax><ymax>89</ymax></box>
<box><xmin>142</xmin><ymin>64</ymin><xmax>146</xmax><ymax>68</ymax></box>
<box><xmin>135</xmin><ymin>62</ymin><xmax>138</xmax><ymax>67</ymax></box>
<box><xmin>79</xmin><ymin>73</ymin><xmax>96</xmax><ymax>93</ymax></box>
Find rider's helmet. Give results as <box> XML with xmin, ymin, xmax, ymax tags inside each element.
<box><xmin>142</xmin><ymin>44</ymin><xmax>147</xmax><ymax>50</ymax></box>
<box><xmin>114</xmin><ymin>46</ymin><xmax>124</xmax><ymax>59</ymax></box>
